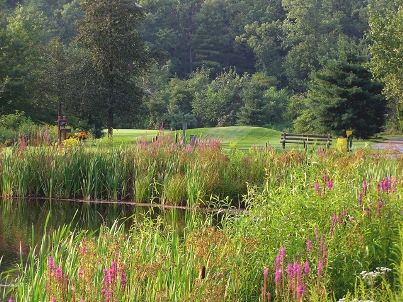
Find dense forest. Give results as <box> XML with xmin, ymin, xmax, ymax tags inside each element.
<box><xmin>0</xmin><ymin>0</ymin><xmax>402</xmax><ymax>138</ymax></box>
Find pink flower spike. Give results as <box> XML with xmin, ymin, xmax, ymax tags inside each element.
<box><xmin>304</xmin><ymin>260</ymin><xmax>310</xmax><ymax>274</ymax></box>
<box><xmin>263</xmin><ymin>267</ymin><xmax>269</xmax><ymax>278</ymax></box>
<box><xmin>318</xmin><ymin>261</ymin><xmax>323</xmax><ymax>277</ymax></box>
<box><xmin>306</xmin><ymin>239</ymin><xmax>312</xmax><ymax>252</ymax></box>
<box><xmin>297</xmin><ymin>285</ymin><xmax>305</xmax><ymax>299</ymax></box>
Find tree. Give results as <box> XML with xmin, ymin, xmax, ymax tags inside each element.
<box><xmin>192</xmin><ymin>0</ymin><xmax>255</xmax><ymax>76</ymax></box>
<box><xmin>236</xmin><ymin>21</ymin><xmax>286</xmax><ymax>85</ymax></box>
<box><xmin>282</xmin><ymin>0</ymin><xmax>369</xmax><ymax>92</ymax></box>
<box><xmin>368</xmin><ymin>0</ymin><xmax>403</xmax><ymax>131</ymax></box>
<box><xmin>74</xmin><ymin>0</ymin><xmax>154</xmax><ymax>137</ymax></box>
<box><xmin>192</xmin><ymin>68</ymin><xmax>244</xmax><ymax>127</ymax></box>
<box><xmin>294</xmin><ymin>40</ymin><xmax>386</xmax><ymax>138</ymax></box>
<box><xmin>0</xmin><ymin>5</ymin><xmax>54</xmax><ymax>121</ymax></box>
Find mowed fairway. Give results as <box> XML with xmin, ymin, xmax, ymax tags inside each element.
<box><xmin>105</xmin><ymin>126</ymin><xmax>388</xmax><ymax>151</ymax></box>
<box><xmin>108</xmin><ymin>126</ymin><xmax>283</xmax><ymax>150</ymax></box>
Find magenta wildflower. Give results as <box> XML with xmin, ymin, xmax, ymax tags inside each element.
<box><xmin>304</xmin><ymin>260</ymin><xmax>310</xmax><ymax>274</ymax></box>
<box><xmin>358</xmin><ymin>191</ymin><xmax>363</xmax><ymax>205</ymax></box>
<box><xmin>306</xmin><ymin>238</ymin><xmax>312</xmax><ymax>253</ymax></box>
<box><xmin>297</xmin><ymin>285</ymin><xmax>306</xmax><ymax>299</ymax></box>
<box><xmin>266</xmin><ymin>292</ymin><xmax>271</xmax><ymax>300</ymax></box>
<box><xmin>327</xmin><ymin>181</ymin><xmax>333</xmax><ymax>190</ymax></box>
<box><xmin>287</xmin><ymin>263</ymin><xmax>293</xmax><ymax>277</ymax></box>
<box><xmin>275</xmin><ymin>268</ymin><xmax>282</xmax><ymax>285</ymax></box>
<box><xmin>276</xmin><ymin>248</ymin><xmax>286</xmax><ymax>267</ymax></box>
<box><xmin>318</xmin><ymin>260</ymin><xmax>323</xmax><ymax>278</ymax></box>
<box><xmin>315</xmin><ymin>182</ymin><xmax>321</xmax><ymax>196</ymax></box>
<box><xmin>263</xmin><ymin>267</ymin><xmax>269</xmax><ymax>278</ymax></box>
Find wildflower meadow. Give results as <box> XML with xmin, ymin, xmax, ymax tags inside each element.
<box><xmin>1</xmin><ymin>131</ymin><xmax>403</xmax><ymax>301</ymax></box>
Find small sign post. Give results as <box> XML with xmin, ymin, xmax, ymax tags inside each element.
<box><xmin>57</xmin><ymin>116</ymin><xmax>71</xmax><ymax>145</ymax></box>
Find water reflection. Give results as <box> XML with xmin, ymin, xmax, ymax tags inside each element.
<box><xmin>0</xmin><ymin>198</ymin><xmax>190</xmax><ymax>278</ymax></box>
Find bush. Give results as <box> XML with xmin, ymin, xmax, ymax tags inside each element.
<box><xmin>0</xmin><ymin>110</ymin><xmax>33</xmax><ymax>130</ymax></box>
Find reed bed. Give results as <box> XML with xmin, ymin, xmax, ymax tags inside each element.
<box><xmin>2</xmin><ymin>145</ymin><xmax>403</xmax><ymax>301</ymax></box>
<box><xmin>0</xmin><ymin>135</ymin><xmax>269</xmax><ymax>205</ymax></box>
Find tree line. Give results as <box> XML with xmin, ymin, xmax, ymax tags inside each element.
<box><xmin>0</xmin><ymin>0</ymin><xmax>401</xmax><ymax>138</ymax></box>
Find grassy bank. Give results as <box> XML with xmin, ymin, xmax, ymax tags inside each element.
<box><xmin>1</xmin><ymin>146</ymin><xmax>403</xmax><ymax>301</ymax></box>
<box><xmin>99</xmin><ymin>126</ymin><xmax>390</xmax><ymax>151</ymax></box>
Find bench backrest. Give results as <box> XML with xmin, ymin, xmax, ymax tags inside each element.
<box><xmin>280</xmin><ymin>133</ymin><xmax>332</xmax><ymax>149</ymax></box>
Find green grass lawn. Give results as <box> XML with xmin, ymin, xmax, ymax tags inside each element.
<box><xmin>101</xmin><ymin>127</ymin><xmax>396</xmax><ymax>151</ymax></box>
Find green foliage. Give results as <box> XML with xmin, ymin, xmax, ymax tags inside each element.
<box><xmin>0</xmin><ymin>110</ymin><xmax>31</xmax><ymax>129</ymax></box>
<box><xmin>0</xmin><ymin>0</ymin><xmax>397</xmax><ymax>135</ymax></box>
<box><xmin>368</xmin><ymin>0</ymin><xmax>403</xmax><ymax>131</ymax></box>
<box><xmin>192</xmin><ymin>68</ymin><xmax>244</xmax><ymax>127</ymax></box>
<box><xmin>236</xmin><ymin>21</ymin><xmax>286</xmax><ymax>84</ymax></box>
<box><xmin>237</xmin><ymin>73</ymin><xmax>291</xmax><ymax>128</ymax></box>
<box><xmin>0</xmin><ymin>5</ymin><xmax>55</xmax><ymax>121</ymax></box>
<box><xmin>4</xmin><ymin>147</ymin><xmax>403</xmax><ymax>301</ymax></box>
<box><xmin>295</xmin><ymin>40</ymin><xmax>386</xmax><ymax>138</ymax></box>
<box><xmin>74</xmin><ymin>0</ymin><xmax>155</xmax><ymax>136</ymax></box>
<box><xmin>0</xmin><ymin>111</ymin><xmax>33</xmax><ymax>143</ymax></box>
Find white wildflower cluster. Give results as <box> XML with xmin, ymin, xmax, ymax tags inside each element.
<box><xmin>360</xmin><ymin>267</ymin><xmax>391</xmax><ymax>279</ymax></box>
<box><xmin>337</xmin><ymin>268</ymin><xmax>392</xmax><ymax>302</ymax></box>
<box><xmin>359</xmin><ymin>267</ymin><xmax>392</xmax><ymax>286</ymax></box>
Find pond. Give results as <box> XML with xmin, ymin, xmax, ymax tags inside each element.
<box><xmin>0</xmin><ymin>198</ymin><xmax>192</xmax><ymax>284</ymax></box>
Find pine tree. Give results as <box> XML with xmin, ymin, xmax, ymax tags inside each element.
<box><xmin>295</xmin><ymin>40</ymin><xmax>386</xmax><ymax>138</ymax></box>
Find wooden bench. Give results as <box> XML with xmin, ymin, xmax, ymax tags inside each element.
<box><xmin>280</xmin><ymin>133</ymin><xmax>332</xmax><ymax>150</ymax></box>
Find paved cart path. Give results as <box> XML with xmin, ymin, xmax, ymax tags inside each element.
<box><xmin>372</xmin><ymin>138</ymin><xmax>403</xmax><ymax>152</ymax></box>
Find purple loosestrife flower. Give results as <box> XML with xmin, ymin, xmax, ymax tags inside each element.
<box><xmin>358</xmin><ymin>191</ymin><xmax>363</xmax><ymax>205</ymax></box>
<box><xmin>263</xmin><ymin>267</ymin><xmax>269</xmax><ymax>278</ymax></box>
<box><xmin>297</xmin><ymin>285</ymin><xmax>306</xmax><ymax>300</ymax></box>
<box><xmin>304</xmin><ymin>261</ymin><xmax>310</xmax><ymax>275</ymax></box>
<box><xmin>276</xmin><ymin>248</ymin><xmax>286</xmax><ymax>267</ymax></box>
<box><xmin>327</xmin><ymin>180</ymin><xmax>333</xmax><ymax>190</ymax></box>
<box><xmin>363</xmin><ymin>180</ymin><xmax>368</xmax><ymax>193</ymax></box>
<box><xmin>287</xmin><ymin>263</ymin><xmax>293</xmax><ymax>278</ymax></box>
<box><xmin>306</xmin><ymin>239</ymin><xmax>312</xmax><ymax>253</ymax></box>
<box><xmin>47</xmin><ymin>257</ymin><xmax>54</xmax><ymax>269</ymax></box>
<box><xmin>275</xmin><ymin>268</ymin><xmax>282</xmax><ymax>286</ymax></box>
<box><xmin>330</xmin><ymin>213</ymin><xmax>337</xmax><ymax>235</ymax></box>
<box><xmin>315</xmin><ymin>182</ymin><xmax>321</xmax><ymax>196</ymax></box>
<box><xmin>318</xmin><ymin>261</ymin><xmax>323</xmax><ymax>278</ymax></box>
<box><xmin>266</xmin><ymin>292</ymin><xmax>271</xmax><ymax>300</ymax></box>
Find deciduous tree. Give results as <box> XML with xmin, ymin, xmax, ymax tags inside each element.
<box><xmin>74</xmin><ymin>0</ymin><xmax>154</xmax><ymax>137</ymax></box>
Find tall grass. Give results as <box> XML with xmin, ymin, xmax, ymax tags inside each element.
<box><xmin>2</xmin><ymin>147</ymin><xmax>403</xmax><ymax>301</ymax></box>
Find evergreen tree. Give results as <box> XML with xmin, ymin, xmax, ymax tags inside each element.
<box><xmin>295</xmin><ymin>40</ymin><xmax>386</xmax><ymax>138</ymax></box>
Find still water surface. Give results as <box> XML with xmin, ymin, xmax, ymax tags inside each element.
<box><xmin>0</xmin><ymin>198</ymin><xmax>189</xmax><ymax>278</ymax></box>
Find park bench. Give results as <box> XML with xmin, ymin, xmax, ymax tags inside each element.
<box><xmin>280</xmin><ymin>133</ymin><xmax>332</xmax><ymax>150</ymax></box>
